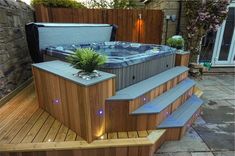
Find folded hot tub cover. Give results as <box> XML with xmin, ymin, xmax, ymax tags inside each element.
<box><xmin>25</xmin><ymin>22</ymin><xmax>117</xmax><ymax>63</ymax></box>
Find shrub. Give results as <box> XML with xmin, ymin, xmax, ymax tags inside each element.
<box><xmin>31</xmin><ymin>0</ymin><xmax>86</xmax><ymax>8</ymax></box>
<box><xmin>67</xmin><ymin>48</ymin><xmax>107</xmax><ymax>73</ymax></box>
<box><xmin>166</xmin><ymin>36</ymin><xmax>185</xmax><ymax>50</ymax></box>
<box><xmin>184</xmin><ymin>0</ymin><xmax>229</xmax><ymax>62</ymax></box>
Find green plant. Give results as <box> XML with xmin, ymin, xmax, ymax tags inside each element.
<box><xmin>31</xmin><ymin>0</ymin><xmax>86</xmax><ymax>8</ymax></box>
<box><xmin>67</xmin><ymin>48</ymin><xmax>107</xmax><ymax>73</ymax></box>
<box><xmin>166</xmin><ymin>37</ymin><xmax>185</xmax><ymax>50</ymax></box>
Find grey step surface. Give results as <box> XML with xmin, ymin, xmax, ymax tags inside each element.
<box><xmin>158</xmin><ymin>95</ymin><xmax>203</xmax><ymax>128</ymax></box>
<box><xmin>131</xmin><ymin>78</ymin><xmax>196</xmax><ymax>115</ymax></box>
<box><xmin>107</xmin><ymin>66</ymin><xmax>189</xmax><ymax>101</ymax></box>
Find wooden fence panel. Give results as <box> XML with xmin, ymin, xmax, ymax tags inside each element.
<box><xmin>35</xmin><ymin>5</ymin><xmax>163</xmax><ymax>44</ymax></box>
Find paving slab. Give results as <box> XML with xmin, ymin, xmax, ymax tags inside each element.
<box><xmin>155</xmin><ymin>75</ymin><xmax>235</xmax><ymax>155</ymax></box>
<box><xmin>226</xmin><ymin>99</ymin><xmax>235</xmax><ymax>106</ymax></box>
<box><xmin>157</xmin><ymin>127</ymin><xmax>210</xmax><ymax>153</ymax></box>
<box><xmin>213</xmin><ymin>151</ymin><xmax>235</xmax><ymax>156</ymax></box>
<box><xmin>193</xmin><ymin>75</ymin><xmax>235</xmax><ymax>151</ymax></box>
<box><xmin>155</xmin><ymin>152</ymin><xmax>191</xmax><ymax>156</ymax></box>
<box><xmin>191</xmin><ymin>152</ymin><xmax>214</xmax><ymax>156</ymax></box>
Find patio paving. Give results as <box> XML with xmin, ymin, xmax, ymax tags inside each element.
<box><xmin>155</xmin><ymin>74</ymin><xmax>235</xmax><ymax>156</ymax></box>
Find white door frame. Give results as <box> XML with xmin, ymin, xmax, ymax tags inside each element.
<box><xmin>212</xmin><ymin>2</ymin><xmax>235</xmax><ymax>67</ymax></box>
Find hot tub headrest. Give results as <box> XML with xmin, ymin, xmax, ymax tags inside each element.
<box><xmin>25</xmin><ymin>22</ymin><xmax>118</xmax><ymax>63</ymax></box>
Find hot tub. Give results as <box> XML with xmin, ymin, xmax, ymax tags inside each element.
<box><xmin>43</xmin><ymin>41</ymin><xmax>176</xmax><ymax>90</ymax></box>
<box><xmin>25</xmin><ymin>23</ymin><xmax>176</xmax><ymax>90</ymax></box>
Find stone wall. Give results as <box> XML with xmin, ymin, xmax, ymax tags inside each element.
<box><xmin>145</xmin><ymin>0</ymin><xmax>186</xmax><ymax>44</ymax></box>
<box><xmin>0</xmin><ymin>0</ymin><xmax>34</xmax><ymax>99</ymax></box>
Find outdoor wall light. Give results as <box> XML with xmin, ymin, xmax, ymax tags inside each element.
<box><xmin>165</xmin><ymin>14</ymin><xmax>177</xmax><ymax>44</ymax></box>
<box><xmin>138</xmin><ymin>13</ymin><xmax>142</xmax><ymax>20</ymax></box>
<box><xmin>166</xmin><ymin>15</ymin><xmax>177</xmax><ymax>22</ymax></box>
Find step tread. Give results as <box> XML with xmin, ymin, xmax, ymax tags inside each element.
<box><xmin>108</xmin><ymin>66</ymin><xmax>189</xmax><ymax>101</ymax></box>
<box><xmin>131</xmin><ymin>78</ymin><xmax>196</xmax><ymax>114</ymax></box>
<box><xmin>158</xmin><ymin>95</ymin><xmax>203</xmax><ymax>128</ymax></box>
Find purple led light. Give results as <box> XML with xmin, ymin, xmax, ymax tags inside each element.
<box><xmin>53</xmin><ymin>99</ymin><xmax>60</xmax><ymax>105</ymax></box>
<box><xmin>97</xmin><ymin>109</ymin><xmax>104</xmax><ymax>116</ymax></box>
<box><xmin>143</xmin><ymin>97</ymin><xmax>146</xmax><ymax>101</ymax></box>
<box><xmin>99</xmin><ymin>110</ymin><xmax>103</xmax><ymax>115</ymax></box>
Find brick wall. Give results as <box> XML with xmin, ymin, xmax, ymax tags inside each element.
<box><xmin>0</xmin><ymin>0</ymin><xmax>34</xmax><ymax>99</ymax></box>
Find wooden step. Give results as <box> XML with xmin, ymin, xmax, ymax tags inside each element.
<box><xmin>157</xmin><ymin>95</ymin><xmax>203</xmax><ymax>140</ymax></box>
<box><xmin>132</xmin><ymin>79</ymin><xmax>196</xmax><ymax>115</ymax></box>
<box><xmin>105</xmin><ymin>80</ymin><xmax>194</xmax><ymax>132</ymax></box>
<box><xmin>108</xmin><ymin>66</ymin><xmax>189</xmax><ymax>101</ymax></box>
<box><xmin>106</xmin><ymin>67</ymin><xmax>189</xmax><ymax>129</ymax></box>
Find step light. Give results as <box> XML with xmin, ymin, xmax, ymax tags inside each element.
<box><xmin>98</xmin><ymin>109</ymin><xmax>104</xmax><ymax>116</ymax></box>
<box><xmin>53</xmin><ymin>99</ymin><xmax>60</xmax><ymax>105</ymax></box>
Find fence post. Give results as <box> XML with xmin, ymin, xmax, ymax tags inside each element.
<box><xmin>35</xmin><ymin>5</ymin><xmax>49</xmax><ymax>22</ymax></box>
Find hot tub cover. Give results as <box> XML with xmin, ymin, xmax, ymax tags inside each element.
<box><xmin>25</xmin><ymin>23</ymin><xmax>117</xmax><ymax>63</ymax></box>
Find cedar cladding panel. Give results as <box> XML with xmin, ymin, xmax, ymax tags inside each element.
<box><xmin>32</xmin><ymin>67</ymin><xmax>115</xmax><ymax>142</ymax></box>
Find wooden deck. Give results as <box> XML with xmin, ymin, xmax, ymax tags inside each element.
<box><xmin>0</xmin><ymin>83</ymin><xmax>166</xmax><ymax>155</ymax></box>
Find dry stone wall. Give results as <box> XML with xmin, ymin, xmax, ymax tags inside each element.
<box><xmin>0</xmin><ymin>0</ymin><xmax>34</xmax><ymax>99</ymax></box>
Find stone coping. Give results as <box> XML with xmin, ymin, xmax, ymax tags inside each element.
<box><xmin>32</xmin><ymin>60</ymin><xmax>116</xmax><ymax>87</ymax></box>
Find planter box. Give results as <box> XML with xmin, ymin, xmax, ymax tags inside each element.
<box><xmin>32</xmin><ymin>60</ymin><xmax>116</xmax><ymax>143</ymax></box>
<box><xmin>175</xmin><ymin>51</ymin><xmax>190</xmax><ymax>67</ymax></box>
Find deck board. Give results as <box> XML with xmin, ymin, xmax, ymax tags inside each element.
<box><xmin>108</xmin><ymin>132</ymin><xmax>118</xmax><ymax>139</ymax></box>
<box><xmin>0</xmin><ymin>104</ymin><xmax>38</xmax><ymax>144</ymax></box>
<box><xmin>118</xmin><ymin>132</ymin><xmax>128</xmax><ymax>139</ymax></box>
<box><xmin>0</xmin><ymin>83</ymin><xmax>165</xmax><ymax>147</ymax></box>
<box><xmin>0</xmin><ymin>93</ymin><xmax>35</xmax><ymax>130</ymax></box>
<box><xmin>33</xmin><ymin>116</ymin><xmax>55</xmax><ymax>142</ymax></box>
<box><xmin>11</xmin><ymin>109</ymin><xmax>44</xmax><ymax>144</ymax></box>
<box><xmin>43</xmin><ymin>120</ymin><xmax>61</xmax><ymax>142</ymax></box>
<box><xmin>0</xmin><ymin>84</ymin><xmax>34</xmax><ymax>116</ymax></box>
<box><xmin>128</xmin><ymin>131</ymin><xmax>138</xmax><ymax>138</ymax></box>
<box><xmin>0</xmin><ymin>96</ymin><xmax>37</xmax><ymax>141</ymax></box>
<box><xmin>54</xmin><ymin>124</ymin><xmax>69</xmax><ymax>142</ymax></box>
<box><xmin>22</xmin><ymin>111</ymin><xmax>49</xmax><ymax>143</ymax></box>
<box><xmin>137</xmin><ymin>131</ymin><xmax>148</xmax><ymax>137</ymax></box>
<box><xmin>65</xmin><ymin>130</ymin><xmax>77</xmax><ymax>141</ymax></box>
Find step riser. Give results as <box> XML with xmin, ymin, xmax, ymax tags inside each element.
<box><xmin>179</xmin><ymin>108</ymin><xmax>202</xmax><ymax>139</ymax></box>
<box><xmin>106</xmin><ymin>71</ymin><xmax>187</xmax><ymax>116</ymax></box>
<box><xmin>105</xmin><ymin>87</ymin><xmax>194</xmax><ymax>132</ymax></box>
<box><xmin>129</xmin><ymin>71</ymin><xmax>188</xmax><ymax>113</ymax></box>
<box><xmin>163</xmin><ymin>108</ymin><xmax>201</xmax><ymax>141</ymax></box>
<box><xmin>171</xmin><ymin>87</ymin><xmax>194</xmax><ymax>113</ymax></box>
